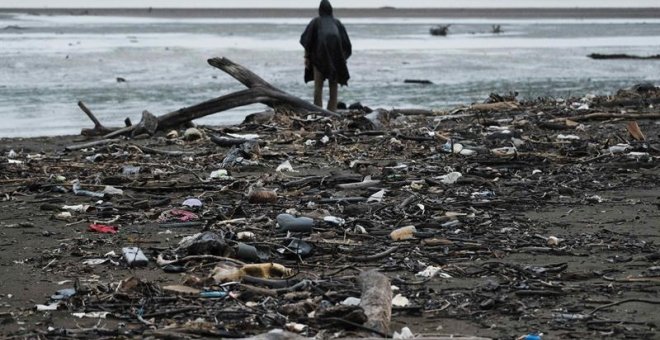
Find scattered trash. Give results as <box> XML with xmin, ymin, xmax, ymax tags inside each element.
<box><xmin>72</xmin><ymin>180</ymin><xmax>105</xmax><ymax>198</ymax></box>
<box><xmin>163</xmin><ymin>285</ymin><xmax>201</xmax><ymax>296</ymax></box>
<box><xmin>416</xmin><ymin>266</ymin><xmax>452</xmax><ymax>279</ymax></box>
<box><xmin>237</xmin><ymin>243</ymin><xmax>270</xmax><ymax>262</ymax></box>
<box><xmin>72</xmin><ymin>311</ymin><xmax>110</xmax><ymax>319</ymax></box>
<box><xmin>278</xmin><ymin>239</ymin><xmax>313</xmax><ymax>257</ymax></box>
<box><xmin>122</xmin><ymin>165</ymin><xmax>141</xmax><ymax>176</ymax></box>
<box><xmin>393</xmin><ymin>326</ymin><xmax>415</xmax><ymax>339</ymax></box>
<box><xmin>517</xmin><ymin>333</ymin><xmax>543</xmax><ymax>340</ymax></box>
<box><xmin>276</xmin><ymin>160</ymin><xmax>296</xmax><ymax>172</ymax></box>
<box><xmin>103</xmin><ymin>185</ymin><xmax>123</xmax><ymax>196</ymax></box>
<box><xmin>35</xmin><ymin>303</ymin><xmax>60</xmax><ymax>311</ymax></box>
<box><xmin>557</xmin><ymin>134</ymin><xmax>580</xmax><ymax>140</ymax></box>
<box><xmin>608</xmin><ymin>144</ymin><xmax>631</xmax><ymax>154</ymax></box>
<box><xmin>627</xmin><ymin>121</ymin><xmax>646</xmax><ymax>141</ymax></box>
<box><xmin>390</xmin><ymin>226</ymin><xmax>416</xmax><ymax>241</ymax></box>
<box><xmin>122</xmin><ymin>247</ymin><xmax>149</xmax><ymax>267</ymax></box>
<box><xmin>183</xmin><ymin>127</ymin><xmax>204</xmax><ymax>141</ymax></box>
<box><xmin>62</xmin><ymin>204</ymin><xmax>91</xmax><ymax>213</ymax></box>
<box><xmin>248</xmin><ymin>189</ymin><xmax>278</xmax><ymax>204</ymax></box>
<box><xmin>392</xmin><ymin>293</ymin><xmax>410</xmax><ymax>307</ymax></box>
<box><xmin>367</xmin><ymin>189</ymin><xmax>386</xmax><ymax>202</ymax></box>
<box><xmin>157</xmin><ymin>209</ymin><xmax>199</xmax><ymax>223</ymax></box>
<box><xmin>323</xmin><ymin>216</ymin><xmax>345</xmax><ymax>226</ymax></box>
<box><xmin>491</xmin><ymin>146</ymin><xmax>517</xmax><ymax>156</ymax></box>
<box><xmin>166</xmin><ymin>130</ymin><xmax>178</xmax><ymax>139</ymax></box>
<box><xmin>209</xmin><ymin>169</ymin><xmax>231</xmax><ymax>180</ymax></box>
<box><xmin>182</xmin><ymin>198</ymin><xmax>203</xmax><ymax>209</ymax></box>
<box><xmin>88</xmin><ymin>223</ymin><xmax>118</xmax><ymax>234</ymax></box>
<box><xmin>51</xmin><ymin>288</ymin><xmax>76</xmax><ymax>300</ymax></box>
<box><xmin>341</xmin><ymin>297</ymin><xmax>361</xmax><ymax>306</ymax></box>
<box><xmin>437</xmin><ymin>171</ymin><xmax>462</xmax><ymax>184</ymax></box>
<box><xmin>177</xmin><ymin>231</ymin><xmax>227</xmax><ymax>256</ymax></box>
<box><xmin>276</xmin><ymin>213</ymin><xmax>314</xmax><ymax>232</ymax></box>
<box><xmin>546</xmin><ymin>236</ymin><xmax>560</xmax><ymax>246</ymax></box>
<box><xmin>199</xmin><ymin>291</ymin><xmax>228</xmax><ymax>298</ymax></box>
<box><xmin>3</xmin><ymin>82</ymin><xmax>660</xmax><ymax>338</ymax></box>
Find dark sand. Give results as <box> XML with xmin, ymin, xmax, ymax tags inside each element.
<box><xmin>0</xmin><ymin>102</ymin><xmax>659</xmax><ymax>338</ymax></box>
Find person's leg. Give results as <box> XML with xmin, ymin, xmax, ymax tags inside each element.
<box><xmin>313</xmin><ymin>67</ymin><xmax>324</xmax><ymax>108</ymax></box>
<box><xmin>327</xmin><ymin>79</ymin><xmax>338</xmax><ymax>112</ymax></box>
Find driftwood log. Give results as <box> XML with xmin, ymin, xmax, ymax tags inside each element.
<box><xmin>588</xmin><ymin>53</ymin><xmax>660</xmax><ymax>60</ymax></box>
<box><xmin>358</xmin><ymin>270</ymin><xmax>392</xmax><ymax>336</ymax></box>
<box><xmin>79</xmin><ymin>57</ymin><xmax>339</xmax><ymax>139</ymax></box>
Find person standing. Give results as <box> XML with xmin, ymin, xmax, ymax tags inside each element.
<box><xmin>300</xmin><ymin>0</ymin><xmax>352</xmax><ymax>112</ymax></box>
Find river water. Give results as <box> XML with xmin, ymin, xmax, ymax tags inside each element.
<box><xmin>1</xmin><ymin>12</ymin><xmax>659</xmax><ymax>137</ymax></box>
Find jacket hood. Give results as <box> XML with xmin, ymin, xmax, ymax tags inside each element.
<box><xmin>319</xmin><ymin>0</ymin><xmax>333</xmax><ymax>16</ymax></box>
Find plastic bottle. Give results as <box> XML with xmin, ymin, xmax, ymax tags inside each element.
<box><xmin>276</xmin><ymin>213</ymin><xmax>314</xmax><ymax>232</ymax></box>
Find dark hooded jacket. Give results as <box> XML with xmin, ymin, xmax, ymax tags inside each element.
<box><xmin>300</xmin><ymin>0</ymin><xmax>352</xmax><ymax>85</ymax></box>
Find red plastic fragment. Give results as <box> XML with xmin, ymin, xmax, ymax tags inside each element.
<box><xmin>88</xmin><ymin>223</ymin><xmax>118</xmax><ymax>234</ymax></box>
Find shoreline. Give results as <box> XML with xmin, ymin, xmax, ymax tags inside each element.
<box><xmin>2</xmin><ymin>7</ymin><xmax>660</xmax><ymax>19</ymax></box>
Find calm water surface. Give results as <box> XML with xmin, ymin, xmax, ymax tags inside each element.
<box><xmin>1</xmin><ymin>13</ymin><xmax>659</xmax><ymax>137</ymax></box>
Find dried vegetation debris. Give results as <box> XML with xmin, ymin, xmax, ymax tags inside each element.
<box><xmin>0</xmin><ymin>84</ymin><xmax>659</xmax><ymax>339</ymax></box>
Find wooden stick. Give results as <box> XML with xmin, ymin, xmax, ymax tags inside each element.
<box><xmin>78</xmin><ymin>101</ymin><xmax>104</xmax><ymax>129</ymax></box>
<box><xmin>589</xmin><ymin>298</ymin><xmax>660</xmax><ymax>315</ymax></box>
<box><xmin>65</xmin><ymin>139</ymin><xmax>115</xmax><ymax>151</ymax></box>
<box><xmin>78</xmin><ymin>101</ymin><xmax>117</xmax><ymax>136</ymax></box>
<box><xmin>549</xmin><ymin>112</ymin><xmax>660</xmax><ymax>122</ymax></box>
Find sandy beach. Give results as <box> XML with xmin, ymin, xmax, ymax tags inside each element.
<box><xmin>1</xmin><ymin>4</ymin><xmax>660</xmax><ymax>338</ymax></box>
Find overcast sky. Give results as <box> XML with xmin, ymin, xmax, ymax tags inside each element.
<box><xmin>1</xmin><ymin>0</ymin><xmax>659</xmax><ymax>8</ymax></box>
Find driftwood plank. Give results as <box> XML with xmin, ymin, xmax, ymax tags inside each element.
<box><xmin>359</xmin><ymin>270</ymin><xmax>392</xmax><ymax>336</ymax></box>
